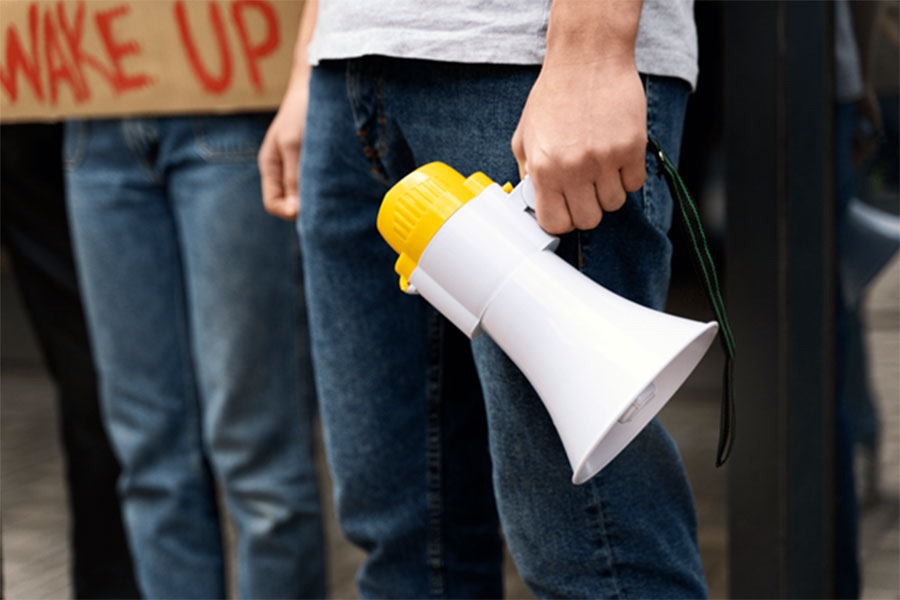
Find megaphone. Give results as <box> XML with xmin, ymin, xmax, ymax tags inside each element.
<box><xmin>377</xmin><ymin>163</ymin><xmax>719</xmax><ymax>484</ymax></box>
<box><xmin>841</xmin><ymin>197</ymin><xmax>900</xmax><ymax>309</ymax></box>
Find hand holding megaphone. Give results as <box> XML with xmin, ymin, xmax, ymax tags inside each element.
<box><xmin>377</xmin><ymin>160</ymin><xmax>728</xmax><ymax>483</ymax></box>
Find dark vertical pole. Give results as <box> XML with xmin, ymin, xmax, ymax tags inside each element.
<box><xmin>724</xmin><ymin>1</ymin><xmax>835</xmax><ymax>598</ymax></box>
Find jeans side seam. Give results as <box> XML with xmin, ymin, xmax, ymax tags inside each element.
<box><xmin>168</xmin><ymin>236</ymin><xmax>204</xmax><ymax>479</ymax></box>
<box><xmin>588</xmin><ymin>482</ymin><xmax>625</xmax><ymax>599</ymax></box>
<box><xmin>642</xmin><ymin>74</ymin><xmax>654</xmax><ymax>224</ymax></box>
<box><xmin>425</xmin><ymin>308</ymin><xmax>445</xmax><ymax>597</ymax></box>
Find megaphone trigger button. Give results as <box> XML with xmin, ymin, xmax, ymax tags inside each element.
<box><xmin>635</xmin><ymin>383</ymin><xmax>657</xmax><ymax>408</ymax></box>
<box><xmin>619</xmin><ymin>405</ymin><xmax>638</xmax><ymax>424</ymax></box>
<box><xmin>618</xmin><ymin>383</ymin><xmax>657</xmax><ymax>424</ymax></box>
<box><xmin>502</xmin><ymin>182</ymin><xmax>514</xmax><ymax>193</ymax></box>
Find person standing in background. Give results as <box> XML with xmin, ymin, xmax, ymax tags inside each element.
<box><xmin>63</xmin><ymin>110</ymin><xmax>326</xmax><ymax>599</ymax></box>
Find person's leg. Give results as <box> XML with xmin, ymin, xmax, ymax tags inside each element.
<box><xmin>481</xmin><ymin>75</ymin><xmax>707</xmax><ymax>599</ymax></box>
<box><xmin>299</xmin><ymin>59</ymin><xmax>502</xmax><ymax>598</ymax></box>
<box><xmin>1</xmin><ymin>123</ymin><xmax>139</xmax><ymax>599</ymax></box>
<box><xmin>166</xmin><ymin>113</ymin><xmax>325</xmax><ymax>599</ymax></box>
<box><xmin>64</xmin><ymin>118</ymin><xmax>225</xmax><ymax>599</ymax></box>
<box><xmin>384</xmin><ymin>64</ymin><xmax>707</xmax><ymax>598</ymax></box>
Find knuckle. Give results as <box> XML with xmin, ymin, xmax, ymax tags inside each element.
<box><xmin>280</xmin><ymin>134</ymin><xmax>301</xmax><ymax>152</ymax></box>
<box><xmin>626</xmin><ymin>132</ymin><xmax>646</xmax><ymax>153</ymax></box>
<box><xmin>602</xmin><ymin>189</ymin><xmax>627</xmax><ymax>212</ymax></box>
<box><xmin>590</xmin><ymin>144</ymin><xmax>614</xmax><ymax>166</ymax></box>
<box><xmin>529</xmin><ymin>155</ymin><xmax>554</xmax><ymax>179</ymax></box>
<box><xmin>574</xmin><ymin>212</ymin><xmax>602</xmax><ymax>231</ymax></box>
<box><xmin>594</xmin><ymin>135</ymin><xmax>642</xmax><ymax>167</ymax></box>
<box><xmin>257</xmin><ymin>146</ymin><xmax>270</xmax><ymax>169</ymax></box>
<box><xmin>536</xmin><ymin>202</ymin><xmax>571</xmax><ymax>235</ymax></box>
<box><xmin>543</xmin><ymin>218</ymin><xmax>572</xmax><ymax>235</ymax></box>
<box><xmin>559</xmin><ymin>149</ymin><xmax>593</xmax><ymax>175</ymax></box>
<box><xmin>511</xmin><ymin>130</ymin><xmax>523</xmax><ymax>155</ymax></box>
<box><xmin>625</xmin><ymin>171</ymin><xmax>646</xmax><ymax>192</ymax></box>
<box><xmin>571</xmin><ymin>195</ymin><xmax>603</xmax><ymax>230</ymax></box>
<box><xmin>528</xmin><ymin>157</ymin><xmax>558</xmax><ymax>186</ymax></box>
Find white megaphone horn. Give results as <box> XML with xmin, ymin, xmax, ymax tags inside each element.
<box><xmin>841</xmin><ymin>197</ymin><xmax>900</xmax><ymax>309</ymax></box>
<box><xmin>377</xmin><ymin>163</ymin><xmax>719</xmax><ymax>484</ymax></box>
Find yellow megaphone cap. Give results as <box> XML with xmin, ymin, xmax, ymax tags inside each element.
<box><xmin>377</xmin><ymin>162</ymin><xmax>494</xmax><ymax>291</ymax></box>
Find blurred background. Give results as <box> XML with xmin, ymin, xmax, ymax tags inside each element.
<box><xmin>2</xmin><ymin>1</ymin><xmax>899</xmax><ymax>599</ymax></box>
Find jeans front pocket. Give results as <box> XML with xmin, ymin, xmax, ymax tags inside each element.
<box><xmin>191</xmin><ymin>112</ymin><xmax>274</xmax><ymax>161</ymax></box>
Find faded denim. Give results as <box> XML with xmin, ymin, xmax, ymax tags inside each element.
<box><xmin>64</xmin><ymin>114</ymin><xmax>325</xmax><ymax>599</ymax></box>
<box><xmin>299</xmin><ymin>57</ymin><xmax>707</xmax><ymax>599</ymax></box>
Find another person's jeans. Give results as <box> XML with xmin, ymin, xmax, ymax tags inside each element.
<box><xmin>299</xmin><ymin>57</ymin><xmax>708</xmax><ymax>599</ymax></box>
<box><xmin>64</xmin><ymin>115</ymin><xmax>325</xmax><ymax>599</ymax></box>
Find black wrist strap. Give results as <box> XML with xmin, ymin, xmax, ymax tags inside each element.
<box><xmin>648</xmin><ymin>137</ymin><xmax>736</xmax><ymax>467</ymax></box>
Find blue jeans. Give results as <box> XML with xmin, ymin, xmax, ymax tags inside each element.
<box><xmin>299</xmin><ymin>57</ymin><xmax>707</xmax><ymax>599</ymax></box>
<box><xmin>64</xmin><ymin>115</ymin><xmax>325</xmax><ymax>599</ymax></box>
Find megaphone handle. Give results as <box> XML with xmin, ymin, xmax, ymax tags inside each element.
<box><xmin>649</xmin><ymin>137</ymin><xmax>737</xmax><ymax>468</ymax></box>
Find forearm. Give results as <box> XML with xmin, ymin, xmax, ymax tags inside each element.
<box><xmin>258</xmin><ymin>0</ymin><xmax>318</xmax><ymax>220</ymax></box>
<box><xmin>511</xmin><ymin>0</ymin><xmax>648</xmax><ymax>234</ymax></box>
<box><xmin>544</xmin><ymin>0</ymin><xmax>643</xmax><ymax>68</ymax></box>
<box><xmin>289</xmin><ymin>0</ymin><xmax>318</xmax><ymax>82</ymax></box>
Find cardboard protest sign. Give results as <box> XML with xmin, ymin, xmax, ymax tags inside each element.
<box><xmin>0</xmin><ymin>0</ymin><xmax>304</xmax><ymax>122</ymax></box>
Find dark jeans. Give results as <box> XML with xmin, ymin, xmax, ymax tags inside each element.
<box><xmin>299</xmin><ymin>57</ymin><xmax>707</xmax><ymax>599</ymax></box>
<box><xmin>1</xmin><ymin>123</ymin><xmax>140</xmax><ymax>599</ymax></box>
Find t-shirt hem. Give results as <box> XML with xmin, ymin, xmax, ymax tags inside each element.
<box><xmin>309</xmin><ymin>31</ymin><xmax>546</xmax><ymax>66</ymax></box>
<box><xmin>310</xmin><ymin>36</ymin><xmax>698</xmax><ymax>90</ymax></box>
<box><xmin>635</xmin><ymin>48</ymin><xmax>698</xmax><ymax>91</ymax></box>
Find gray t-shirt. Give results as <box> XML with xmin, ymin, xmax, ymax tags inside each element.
<box><xmin>308</xmin><ymin>1</ymin><xmax>698</xmax><ymax>89</ymax></box>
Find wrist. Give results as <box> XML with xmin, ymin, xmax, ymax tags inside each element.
<box><xmin>290</xmin><ymin>61</ymin><xmax>312</xmax><ymax>87</ymax></box>
<box><xmin>544</xmin><ymin>0</ymin><xmax>641</xmax><ymax>68</ymax></box>
<box><xmin>283</xmin><ymin>57</ymin><xmax>312</xmax><ymax>99</ymax></box>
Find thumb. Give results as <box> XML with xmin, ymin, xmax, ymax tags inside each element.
<box><xmin>511</xmin><ymin>124</ymin><xmax>527</xmax><ymax>180</ymax></box>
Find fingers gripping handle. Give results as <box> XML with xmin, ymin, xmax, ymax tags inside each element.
<box><xmin>507</xmin><ymin>175</ymin><xmax>537</xmax><ymax>212</ymax></box>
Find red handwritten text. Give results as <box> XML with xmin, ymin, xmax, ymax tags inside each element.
<box><xmin>175</xmin><ymin>0</ymin><xmax>280</xmax><ymax>96</ymax></box>
<box><xmin>231</xmin><ymin>0</ymin><xmax>279</xmax><ymax>93</ymax></box>
<box><xmin>1</xmin><ymin>4</ymin><xmax>44</xmax><ymax>102</ymax></box>
<box><xmin>2</xmin><ymin>0</ymin><xmax>284</xmax><ymax>108</ymax></box>
<box><xmin>174</xmin><ymin>1</ymin><xmax>232</xmax><ymax>94</ymax></box>
<box><xmin>1</xmin><ymin>1</ymin><xmax>152</xmax><ymax>105</ymax></box>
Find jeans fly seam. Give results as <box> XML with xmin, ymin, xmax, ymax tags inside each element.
<box><xmin>345</xmin><ymin>60</ymin><xmax>390</xmax><ymax>186</ymax></box>
<box><xmin>122</xmin><ymin>120</ymin><xmax>164</xmax><ymax>186</ymax></box>
<box><xmin>425</xmin><ymin>308</ymin><xmax>445</xmax><ymax>597</ymax></box>
<box><xmin>374</xmin><ymin>72</ymin><xmax>389</xmax><ymax>174</ymax></box>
